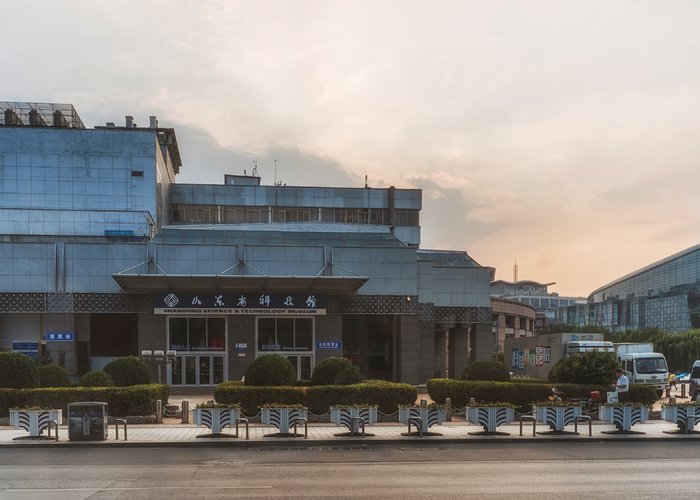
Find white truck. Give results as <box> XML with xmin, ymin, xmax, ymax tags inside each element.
<box><xmin>615</xmin><ymin>343</ymin><xmax>669</xmax><ymax>397</ymax></box>
<box><xmin>505</xmin><ymin>333</ymin><xmax>615</xmax><ymax>380</ymax></box>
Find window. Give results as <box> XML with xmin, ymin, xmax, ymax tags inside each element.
<box><xmin>168</xmin><ymin>317</ymin><xmax>226</xmax><ymax>351</ymax></box>
<box><xmin>257</xmin><ymin>317</ymin><xmax>313</xmax><ymax>352</ymax></box>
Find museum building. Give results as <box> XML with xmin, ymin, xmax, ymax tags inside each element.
<box><xmin>0</xmin><ymin>101</ymin><xmax>494</xmax><ymax>385</ymax></box>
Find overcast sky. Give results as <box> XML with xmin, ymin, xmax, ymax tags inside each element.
<box><xmin>3</xmin><ymin>0</ymin><xmax>699</xmax><ymax>296</ymax></box>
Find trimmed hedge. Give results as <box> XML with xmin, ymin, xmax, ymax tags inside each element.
<box><xmin>214</xmin><ymin>380</ymin><xmax>417</xmax><ymax>415</ymax></box>
<box><xmin>0</xmin><ymin>384</ymin><xmax>169</xmax><ymax>417</ymax></box>
<box><xmin>426</xmin><ymin>378</ymin><xmax>657</xmax><ymax>411</ymax></box>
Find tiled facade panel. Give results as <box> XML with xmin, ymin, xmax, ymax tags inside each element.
<box><xmin>333</xmin><ymin>247</ymin><xmax>418</xmax><ymax>295</ymax></box>
<box><xmin>0</xmin><ymin>128</ymin><xmax>157</xmax><ymax>236</ymax></box>
<box><xmin>430</xmin><ymin>267</ymin><xmax>492</xmax><ymax>307</ymax></box>
<box><xmin>244</xmin><ymin>245</ymin><xmax>324</xmax><ymax>276</ymax></box>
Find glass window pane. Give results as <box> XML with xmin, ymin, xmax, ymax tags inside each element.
<box><xmin>295</xmin><ymin>318</ymin><xmax>313</xmax><ymax>350</ymax></box>
<box><xmin>258</xmin><ymin>318</ymin><xmax>278</xmax><ymax>351</ymax></box>
<box><xmin>184</xmin><ymin>357</ymin><xmax>196</xmax><ymax>385</ymax></box>
<box><xmin>212</xmin><ymin>356</ymin><xmax>224</xmax><ymax>385</ymax></box>
<box><xmin>277</xmin><ymin>318</ymin><xmax>294</xmax><ymax>350</ymax></box>
<box><xmin>189</xmin><ymin>318</ymin><xmax>207</xmax><ymax>351</ymax></box>
<box><xmin>208</xmin><ymin>318</ymin><xmax>226</xmax><ymax>351</ymax></box>
<box><xmin>169</xmin><ymin>318</ymin><xmax>188</xmax><ymax>351</ymax></box>
<box><xmin>199</xmin><ymin>356</ymin><xmax>211</xmax><ymax>385</ymax></box>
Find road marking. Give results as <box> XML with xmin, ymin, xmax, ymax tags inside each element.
<box><xmin>4</xmin><ymin>486</ymin><xmax>273</xmax><ymax>492</ymax></box>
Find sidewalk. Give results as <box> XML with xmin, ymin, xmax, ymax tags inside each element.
<box><xmin>2</xmin><ymin>418</ymin><xmax>699</xmax><ymax>448</ymax></box>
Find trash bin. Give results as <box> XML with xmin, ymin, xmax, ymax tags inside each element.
<box><xmin>68</xmin><ymin>402</ymin><xmax>108</xmax><ymax>441</ymax></box>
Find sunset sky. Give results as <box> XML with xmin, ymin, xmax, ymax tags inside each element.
<box><xmin>3</xmin><ymin>1</ymin><xmax>699</xmax><ymax>297</ymax></box>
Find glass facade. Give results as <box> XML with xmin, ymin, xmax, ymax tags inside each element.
<box><xmin>560</xmin><ymin>246</ymin><xmax>700</xmax><ymax>332</ymax></box>
<box><xmin>171</xmin><ymin>204</ymin><xmax>419</xmax><ymax>227</ymax></box>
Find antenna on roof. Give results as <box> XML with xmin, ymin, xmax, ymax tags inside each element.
<box><xmin>274</xmin><ymin>159</ymin><xmax>284</xmax><ymax>186</ymax></box>
<box><xmin>513</xmin><ymin>259</ymin><xmax>518</xmax><ymax>282</ymax></box>
<box><xmin>252</xmin><ymin>160</ymin><xmax>258</xmax><ymax>177</ymax></box>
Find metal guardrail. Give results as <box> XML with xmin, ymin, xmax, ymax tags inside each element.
<box><xmin>115</xmin><ymin>419</ymin><xmax>128</xmax><ymax>441</ymax></box>
<box><xmin>292</xmin><ymin>418</ymin><xmax>308</xmax><ymax>439</ymax></box>
<box><xmin>236</xmin><ymin>417</ymin><xmax>250</xmax><ymax>440</ymax></box>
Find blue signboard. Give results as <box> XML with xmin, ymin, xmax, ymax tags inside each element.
<box><xmin>12</xmin><ymin>341</ymin><xmax>39</xmax><ymax>360</ymax></box>
<box><xmin>317</xmin><ymin>341</ymin><xmax>342</xmax><ymax>350</ymax></box>
<box><xmin>47</xmin><ymin>332</ymin><xmax>74</xmax><ymax>341</ymax></box>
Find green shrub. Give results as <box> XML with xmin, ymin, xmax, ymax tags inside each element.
<box><xmin>0</xmin><ymin>352</ymin><xmax>39</xmax><ymax>388</ymax></box>
<box><xmin>335</xmin><ymin>365</ymin><xmax>362</xmax><ymax>385</ymax></box>
<box><xmin>214</xmin><ymin>383</ymin><xmax>306</xmax><ymax>415</ymax></box>
<box><xmin>628</xmin><ymin>384</ymin><xmax>658</xmax><ymax>405</ymax></box>
<box><xmin>103</xmin><ymin>356</ymin><xmax>150</xmax><ymax>386</ymax></box>
<box><xmin>463</xmin><ymin>361</ymin><xmax>511</xmax><ymax>381</ymax></box>
<box><xmin>244</xmin><ymin>355</ymin><xmax>296</xmax><ymax>386</ymax></box>
<box><xmin>38</xmin><ymin>364</ymin><xmax>72</xmax><ymax>387</ymax></box>
<box><xmin>214</xmin><ymin>380</ymin><xmax>416</xmax><ymax>415</ymax></box>
<box><xmin>310</xmin><ymin>357</ymin><xmax>353</xmax><ymax>385</ymax></box>
<box><xmin>0</xmin><ymin>384</ymin><xmax>169</xmax><ymax>417</ymax></box>
<box><xmin>548</xmin><ymin>351</ymin><xmax>620</xmax><ymax>385</ymax></box>
<box><xmin>427</xmin><ymin>378</ymin><xmax>553</xmax><ymax>411</ymax></box>
<box><xmin>79</xmin><ymin>371</ymin><xmax>114</xmax><ymax>387</ymax></box>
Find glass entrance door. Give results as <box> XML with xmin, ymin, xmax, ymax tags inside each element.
<box><xmin>170</xmin><ymin>354</ymin><xmax>225</xmax><ymax>386</ymax></box>
<box><xmin>285</xmin><ymin>355</ymin><xmax>312</xmax><ymax>381</ymax></box>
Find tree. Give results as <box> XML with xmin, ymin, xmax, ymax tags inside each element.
<box><xmin>548</xmin><ymin>350</ymin><xmax>620</xmax><ymax>385</ymax></box>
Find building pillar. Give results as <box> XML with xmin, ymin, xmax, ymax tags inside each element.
<box><xmin>470</xmin><ymin>323</ymin><xmax>493</xmax><ymax>362</ymax></box>
<box><xmin>451</xmin><ymin>326</ymin><xmax>468</xmax><ymax>379</ymax></box>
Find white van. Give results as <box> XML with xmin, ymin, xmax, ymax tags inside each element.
<box><xmin>690</xmin><ymin>360</ymin><xmax>700</xmax><ymax>400</ymax></box>
<box><xmin>618</xmin><ymin>351</ymin><xmax>669</xmax><ymax>397</ymax></box>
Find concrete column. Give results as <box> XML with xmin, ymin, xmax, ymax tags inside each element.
<box><xmin>451</xmin><ymin>326</ymin><xmax>468</xmax><ymax>379</ymax></box>
<box><xmin>471</xmin><ymin>323</ymin><xmax>493</xmax><ymax>362</ymax></box>
<box><xmin>399</xmin><ymin>315</ymin><xmax>421</xmax><ymax>384</ymax></box>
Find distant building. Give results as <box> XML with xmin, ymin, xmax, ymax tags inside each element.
<box><xmin>491</xmin><ymin>297</ymin><xmax>536</xmax><ymax>354</ymax></box>
<box><xmin>560</xmin><ymin>244</ymin><xmax>700</xmax><ymax>333</ymax></box>
<box><xmin>0</xmin><ymin>101</ymin><xmax>495</xmax><ymax>385</ymax></box>
<box><xmin>490</xmin><ymin>280</ymin><xmax>585</xmax><ymax>332</ymax></box>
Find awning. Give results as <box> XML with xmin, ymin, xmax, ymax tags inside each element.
<box><xmin>112</xmin><ymin>274</ymin><xmax>367</xmax><ymax>295</ymax></box>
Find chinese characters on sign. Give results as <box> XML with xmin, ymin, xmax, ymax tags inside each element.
<box><xmin>511</xmin><ymin>346</ymin><xmax>552</xmax><ymax>370</ymax></box>
<box><xmin>154</xmin><ymin>292</ymin><xmax>327</xmax><ymax>315</ymax></box>
<box><xmin>317</xmin><ymin>341</ymin><xmax>342</xmax><ymax>350</ymax></box>
<box><xmin>46</xmin><ymin>332</ymin><xmax>75</xmax><ymax>341</ymax></box>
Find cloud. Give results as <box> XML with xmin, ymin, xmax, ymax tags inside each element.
<box><xmin>2</xmin><ymin>0</ymin><xmax>700</xmax><ymax>296</ymax></box>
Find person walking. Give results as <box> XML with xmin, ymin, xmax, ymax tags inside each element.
<box><xmin>669</xmin><ymin>372</ymin><xmax>677</xmax><ymax>391</ymax></box>
<box><xmin>611</xmin><ymin>368</ymin><xmax>629</xmax><ymax>403</ymax></box>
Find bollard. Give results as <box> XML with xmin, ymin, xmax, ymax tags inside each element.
<box><xmin>181</xmin><ymin>400</ymin><xmax>190</xmax><ymax>424</ymax></box>
<box><xmin>420</xmin><ymin>399</ymin><xmax>427</xmax><ymax>407</ymax></box>
<box><xmin>445</xmin><ymin>397</ymin><xmax>452</xmax><ymax>421</ymax></box>
<box><xmin>156</xmin><ymin>400</ymin><xmax>163</xmax><ymax>424</ymax></box>
<box><xmin>682</xmin><ymin>384</ymin><xmax>687</xmax><ymax>399</ymax></box>
<box><xmin>666</xmin><ymin>387</ymin><xmax>671</xmax><ymax>398</ymax></box>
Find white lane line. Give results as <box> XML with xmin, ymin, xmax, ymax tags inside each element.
<box><xmin>4</xmin><ymin>486</ymin><xmax>272</xmax><ymax>492</ymax></box>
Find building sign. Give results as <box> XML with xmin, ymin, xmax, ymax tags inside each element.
<box><xmin>317</xmin><ymin>341</ymin><xmax>342</xmax><ymax>350</ymax></box>
<box><xmin>46</xmin><ymin>332</ymin><xmax>75</xmax><ymax>342</ymax></box>
<box><xmin>510</xmin><ymin>346</ymin><xmax>552</xmax><ymax>370</ymax></box>
<box><xmin>153</xmin><ymin>292</ymin><xmax>327</xmax><ymax>315</ymax></box>
<box><xmin>12</xmin><ymin>341</ymin><xmax>39</xmax><ymax>360</ymax></box>
<box><xmin>235</xmin><ymin>343</ymin><xmax>248</xmax><ymax>352</ymax></box>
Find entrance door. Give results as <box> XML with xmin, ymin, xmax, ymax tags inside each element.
<box><xmin>285</xmin><ymin>355</ymin><xmax>312</xmax><ymax>381</ymax></box>
<box><xmin>170</xmin><ymin>354</ymin><xmax>225</xmax><ymax>386</ymax></box>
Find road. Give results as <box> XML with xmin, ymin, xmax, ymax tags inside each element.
<box><xmin>0</xmin><ymin>442</ymin><xmax>697</xmax><ymax>499</ymax></box>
